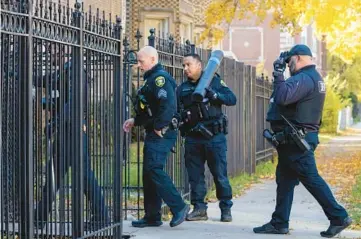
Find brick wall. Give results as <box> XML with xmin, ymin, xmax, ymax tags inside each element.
<box><xmin>193</xmin><ymin>0</ymin><xmax>211</xmax><ymax>27</ymax></box>
<box><xmin>58</xmin><ymin>0</ymin><xmax>122</xmax><ymax>23</ymax></box>
<box><xmin>56</xmin><ymin>0</ymin><xmax>213</xmax><ymax>48</ymax></box>
<box><xmin>128</xmin><ymin>0</ymin><xmax>212</xmax><ymax>47</ymax></box>
<box><xmin>193</xmin><ymin>0</ymin><xmax>211</xmax><ymax>46</ymax></box>
<box><xmin>83</xmin><ymin>0</ymin><xmax>122</xmax><ymax>23</ymax></box>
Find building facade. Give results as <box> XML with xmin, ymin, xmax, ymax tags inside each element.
<box><xmin>127</xmin><ymin>0</ymin><xmax>212</xmax><ymax>47</ymax></box>
<box><xmin>56</xmin><ymin>0</ymin><xmax>216</xmax><ymax>49</ymax></box>
<box><xmin>57</xmin><ymin>0</ymin><xmax>124</xmax><ymax>29</ymax></box>
<box><xmin>222</xmin><ymin>14</ymin><xmax>326</xmax><ymax>77</ymax></box>
<box><xmin>222</xmin><ymin>15</ymin><xmax>280</xmax><ymax>76</ymax></box>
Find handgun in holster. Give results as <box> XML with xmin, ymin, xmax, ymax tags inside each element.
<box><xmin>213</xmin><ymin>120</ymin><xmax>220</xmax><ymax>135</ymax></box>
<box><xmin>192</xmin><ymin>123</ymin><xmax>213</xmax><ymax>139</ymax></box>
<box><xmin>160</xmin><ymin>117</ymin><xmax>179</xmax><ymax>135</ymax></box>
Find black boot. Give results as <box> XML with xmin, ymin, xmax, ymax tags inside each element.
<box><xmin>320</xmin><ymin>217</ymin><xmax>352</xmax><ymax>238</ymax></box>
<box><xmin>170</xmin><ymin>204</ymin><xmax>190</xmax><ymax>227</ymax></box>
<box><xmin>131</xmin><ymin>218</ymin><xmax>163</xmax><ymax>228</ymax></box>
<box><xmin>186</xmin><ymin>208</ymin><xmax>208</xmax><ymax>221</ymax></box>
<box><xmin>220</xmin><ymin>209</ymin><xmax>232</xmax><ymax>222</ymax></box>
<box><xmin>253</xmin><ymin>222</ymin><xmax>289</xmax><ymax>234</ymax></box>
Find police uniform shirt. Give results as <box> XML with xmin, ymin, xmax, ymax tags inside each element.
<box><xmin>134</xmin><ymin>63</ymin><xmax>177</xmax><ymax>131</ymax></box>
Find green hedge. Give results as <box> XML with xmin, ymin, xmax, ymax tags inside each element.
<box><xmin>320</xmin><ymin>75</ymin><xmax>349</xmax><ymax>134</ymax></box>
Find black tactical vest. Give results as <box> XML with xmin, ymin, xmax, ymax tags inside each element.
<box><xmin>266</xmin><ymin>65</ymin><xmax>325</xmax><ymax>128</ymax></box>
<box><xmin>178</xmin><ymin>81</ymin><xmax>222</xmax><ymax>129</ymax></box>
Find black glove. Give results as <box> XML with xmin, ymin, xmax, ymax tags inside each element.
<box><xmin>273</xmin><ymin>52</ymin><xmax>287</xmax><ymax>73</ymax></box>
<box><xmin>205</xmin><ymin>87</ymin><xmax>218</xmax><ymax>101</ymax></box>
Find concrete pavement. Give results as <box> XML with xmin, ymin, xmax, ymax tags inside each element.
<box><xmin>123</xmin><ymin>181</ymin><xmax>361</xmax><ymax>239</ymax></box>
<box><xmin>122</xmin><ymin>123</ymin><xmax>361</xmax><ymax>239</ymax></box>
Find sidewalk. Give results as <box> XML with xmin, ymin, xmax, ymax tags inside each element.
<box><xmin>123</xmin><ymin>124</ymin><xmax>361</xmax><ymax>239</ymax></box>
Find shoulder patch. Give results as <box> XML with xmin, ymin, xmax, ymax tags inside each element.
<box><xmin>158</xmin><ymin>88</ymin><xmax>167</xmax><ymax>99</ymax></box>
<box><xmin>220</xmin><ymin>80</ymin><xmax>227</xmax><ymax>87</ymax></box>
<box><xmin>318</xmin><ymin>81</ymin><xmax>326</xmax><ymax>93</ymax></box>
<box><xmin>155</xmin><ymin>76</ymin><xmax>166</xmax><ymax>87</ymax></box>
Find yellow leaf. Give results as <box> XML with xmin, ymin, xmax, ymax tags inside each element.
<box><xmin>202</xmin><ymin>0</ymin><xmax>361</xmax><ymax>61</ymax></box>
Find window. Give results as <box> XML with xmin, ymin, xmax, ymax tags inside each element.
<box><xmin>180</xmin><ymin>23</ymin><xmax>192</xmax><ymax>43</ymax></box>
<box><xmin>144</xmin><ymin>18</ymin><xmax>169</xmax><ymax>38</ymax></box>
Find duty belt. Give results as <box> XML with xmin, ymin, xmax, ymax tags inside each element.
<box><xmin>144</xmin><ymin>117</ymin><xmax>178</xmax><ymax>134</ymax></box>
<box><xmin>187</xmin><ymin>116</ymin><xmax>228</xmax><ymax>139</ymax></box>
<box><xmin>270</xmin><ymin>127</ymin><xmax>312</xmax><ymax>152</ymax></box>
<box><xmin>274</xmin><ymin>127</ymin><xmax>317</xmax><ymax>145</ymax></box>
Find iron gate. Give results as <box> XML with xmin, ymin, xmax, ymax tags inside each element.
<box><xmin>1</xmin><ymin>0</ymin><xmax>124</xmax><ymax>238</ymax></box>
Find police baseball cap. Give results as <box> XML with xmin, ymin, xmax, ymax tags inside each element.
<box><xmin>285</xmin><ymin>44</ymin><xmax>312</xmax><ymax>63</ymax></box>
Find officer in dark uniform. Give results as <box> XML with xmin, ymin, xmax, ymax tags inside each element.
<box><xmin>253</xmin><ymin>44</ymin><xmax>352</xmax><ymax>237</ymax></box>
<box><xmin>123</xmin><ymin>46</ymin><xmax>190</xmax><ymax>228</ymax></box>
<box><xmin>34</xmin><ymin>59</ymin><xmax>110</xmax><ymax>231</ymax></box>
<box><xmin>177</xmin><ymin>53</ymin><xmax>236</xmax><ymax>222</ymax></box>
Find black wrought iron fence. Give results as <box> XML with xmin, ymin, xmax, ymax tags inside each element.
<box><xmin>255</xmin><ymin>75</ymin><xmax>274</xmax><ymax>162</ymax></box>
<box><xmin>1</xmin><ymin>0</ymin><xmax>273</xmax><ymax>237</ymax></box>
<box><xmin>1</xmin><ymin>0</ymin><xmax>123</xmax><ymax>238</ymax></box>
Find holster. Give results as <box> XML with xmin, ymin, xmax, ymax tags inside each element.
<box><xmin>187</xmin><ymin>115</ymin><xmax>228</xmax><ymax>138</ymax></box>
<box><xmin>287</xmin><ymin>128</ymin><xmax>311</xmax><ymax>152</ymax></box>
<box><xmin>160</xmin><ymin>117</ymin><xmax>179</xmax><ymax>135</ymax></box>
<box><xmin>191</xmin><ymin>123</ymin><xmax>214</xmax><ymax>139</ymax></box>
<box><xmin>275</xmin><ymin>127</ymin><xmax>311</xmax><ymax>152</ymax></box>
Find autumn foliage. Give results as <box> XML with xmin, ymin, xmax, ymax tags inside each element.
<box><xmin>203</xmin><ymin>0</ymin><xmax>361</xmax><ymax>62</ymax></box>
<box><xmin>316</xmin><ymin>147</ymin><xmax>361</xmax><ymax>229</ymax></box>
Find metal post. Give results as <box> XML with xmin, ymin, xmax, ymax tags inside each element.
<box><xmin>122</xmin><ymin>36</ymin><xmax>129</xmax><ymax>220</ymax></box>
<box><xmin>148</xmin><ymin>28</ymin><xmax>155</xmax><ymax>47</ymax></box>
<box><xmin>0</xmin><ymin>0</ymin><xmax>3</xmax><ymax>230</ymax></box>
<box><xmin>190</xmin><ymin>44</ymin><xmax>195</xmax><ymax>54</ymax></box>
<box><xmin>169</xmin><ymin>35</ymin><xmax>175</xmax><ymax>80</ymax></box>
<box><xmin>263</xmin><ymin>74</ymin><xmax>266</xmax><ymax>162</ymax></box>
<box><xmin>134</xmin><ymin>29</ymin><xmax>142</xmax><ymax>220</ymax></box>
<box><xmin>19</xmin><ymin>0</ymin><xmax>34</xmax><ymax>237</ymax></box>
<box><xmin>113</xmin><ymin>17</ymin><xmax>123</xmax><ymax>239</ymax></box>
<box><xmin>251</xmin><ymin>67</ymin><xmax>256</xmax><ymax>173</ymax></box>
<box><xmin>71</xmin><ymin>2</ymin><xmax>84</xmax><ymax>237</ymax></box>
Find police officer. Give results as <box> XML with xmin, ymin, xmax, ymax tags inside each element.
<box><xmin>123</xmin><ymin>46</ymin><xmax>190</xmax><ymax>228</ymax></box>
<box><xmin>34</xmin><ymin>57</ymin><xmax>109</xmax><ymax>231</ymax></box>
<box><xmin>253</xmin><ymin>44</ymin><xmax>352</xmax><ymax>237</ymax></box>
<box><xmin>177</xmin><ymin>54</ymin><xmax>236</xmax><ymax>222</ymax></box>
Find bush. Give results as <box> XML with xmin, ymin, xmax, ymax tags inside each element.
<box><xmin>355</xmin><ymin>115</ymin><xmax>361</xmax><ymax>123</ymax></box>
<box><xmin>320</xmin><ymin>75</ymin><xmax>349</xmax><ymax>134</ymax></box>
